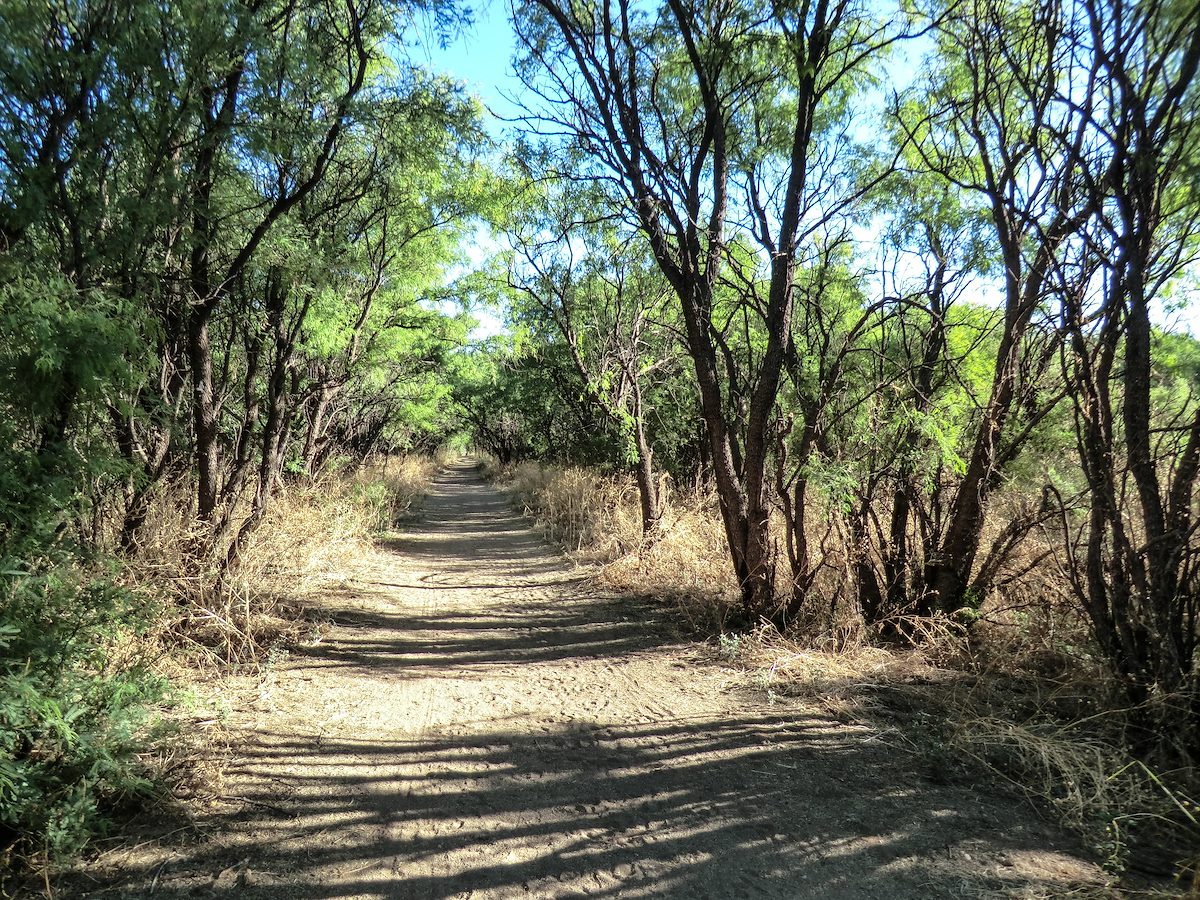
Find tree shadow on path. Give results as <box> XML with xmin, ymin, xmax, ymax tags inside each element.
<box><xmin>68</xmin><ymin>462</ymin><xmax>1103</xmax><ymax>899</ymax></box>
<box><xmin>80</xmin><ymin>712</ymin><xmax>1099</xmax><ymax>899</ymax></box>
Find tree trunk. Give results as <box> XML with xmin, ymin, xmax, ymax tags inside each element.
<box><xmin>624</xmin><ymin>375</ymin><xmax>659</xmax><ymax>534</ymax></box>
<box><xmin>921</xmin><ymin>244</ymin><xmax>1033</xmax><ymax>614</ymax></box>
<box><xmin>679</xmin><ymin>282</ymin><xmax>769</xmax><ymax>620</ymax></box>
<box><xmin>188</xmin><ymin>307</ymin><xmax>221</xmax><ymax>522</ymax></box>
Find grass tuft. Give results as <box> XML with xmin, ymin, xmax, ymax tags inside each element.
<box><xmin>493</xmin><ymin>462</ymin><xmax>738</xmax><ymax>629</ymax></box>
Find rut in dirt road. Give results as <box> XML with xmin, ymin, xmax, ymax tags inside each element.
<box><xmin>78</xmin><ymin>460</ymin><xmax>1104</xmax><ymax>899</ymax></box>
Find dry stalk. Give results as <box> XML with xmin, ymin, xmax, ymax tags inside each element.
<box><xmin>121</xmin><ymin>455</ymin><xmax>437</xmax><ymax>667</ymax></box>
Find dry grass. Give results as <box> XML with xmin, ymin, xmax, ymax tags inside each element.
<box><xmin>495</xmin><ymin>461</ymin><xmax>739</xmax><ymax>629</ymax></box>
<box><xmin>122</xmin><ymin>454</ymin><xmax>440</xmax><ymax>669</ymax></box>
<box><xmin>354</xmin><ymin>453</ymin><xmax>441</xmax><ymax>530</ymax></box>
<box><xmin>724</xmin><ymin>624</ymin><xmax>965</xmax><ymax>720</ymax></box>
<box><xmin>92</xmin><ymin>454</ymin><xmax>444</xmax><ymax>843</ymax></box>
<box><xmin>951</xmin><ymin>715</ymin><xmax>1199</xmax><ymax>877</ymax></box>
<box><xmin>505</xmin><ymin>462</ymin><xmax>644</xmax><ymax>555</ymax></box>
<box><xmin>604</xmin><ymin>487</ymin><xmax>740</xmax><ymax>631</ymax></box>
<box><xmin>192</xmin><ymin>479</ymin><xmax>378</xmax><ymax>663</ymax></box>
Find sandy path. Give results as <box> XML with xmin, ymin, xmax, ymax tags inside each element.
<box><xmin>77</xmin><ymin>461</ymin><xmax>1105</xmax><ymax>899</ymax></box>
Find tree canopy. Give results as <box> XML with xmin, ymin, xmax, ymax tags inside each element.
<box><xmin>3</xmin><ymin>0</ymin><xmax>1200</xmax><ymax>869</ymax></box>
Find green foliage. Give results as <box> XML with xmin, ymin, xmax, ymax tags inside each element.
<box><xmin>0</xmin><ymin>1</ymin><xmax>491</xmax><ymax>876</ymax></box>
<box><xmin>0</xmin><ymin>258</ymin><xmax>139</xmax><ymax>547</ymax></box>
<box><xmin>0</xmin><ymin>560</ymin><xmax>168</xmax><ymax>862</ymax></box>
<box><xmin>452</xmin><ymin>338</ymin><xmax>616</xmax><ymax>465</ymax></box>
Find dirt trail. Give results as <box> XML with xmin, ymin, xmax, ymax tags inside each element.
<box><xmin>78</xmin><ymin>461</ymin><xmax>1105</xmax><ymax>899</ymax></box>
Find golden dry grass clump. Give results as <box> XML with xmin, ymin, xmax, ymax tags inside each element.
<box><xmin>496</xmin><ymin>461</ymin><xmax>738</xmax><ymax>627</ymax></box>
<box><xmin>123</xmin><ymin>454</ymin><xmax>439</xmax><ymax>667</ymax></box>
<box><xmin>604</xmin><ymin>486</ymin><xmax>738</xmax><ymax>630</ymax></box>
<box><xmin>505</xmin><ymin>461</ymin><xmax>642</xmax><ymax>554</ymax></box>
<box><xmin>352</xmin><ymin>452</ymin><xmax>441</xmax><ymax>530</ymax></box>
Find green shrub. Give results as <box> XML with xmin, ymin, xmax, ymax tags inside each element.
<box><xmin>0</xmin><ymin>558</ymin><xmax>168</xmax><ymax>864</ymax></box>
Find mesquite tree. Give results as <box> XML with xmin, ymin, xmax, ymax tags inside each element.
<box><xmin>901</xmin><ymin>0</ymin><xmax>1200</xmax><ymax>736</ymax></box>
<box><xmin>507</xmin><ymin>183</ymin><xmax>678</xmax><ymax>533</ymax></box>
<box><xmin>898</xmin><ymin>0</ymin><xmax>1092</xmax><ymax>615</ymax></box>
<box><xmin>515</xmin><ymin>0</ymin><xmax>907</xmax><ymax>622</ymax></box>
<box><xmin>1052</xmin><ymin>0</ymin><xmax>1200</xmax><ymax>743</ymax></box>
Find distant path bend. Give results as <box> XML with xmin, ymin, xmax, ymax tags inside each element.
<box><xmin>80</xmin><ymin>459</ymin><xmax>1103</xmax><ymax>899</ymax></box>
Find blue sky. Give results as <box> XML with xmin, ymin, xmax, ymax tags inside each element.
<box><xmin>417</xmin><ymin>0</ymin><xmax>522</xmax><ymax>127</ymax></box>
<box><xmin>415</xmin><ymin>1</ymin><xmax>519</xmax><ymax>337</ymax></box>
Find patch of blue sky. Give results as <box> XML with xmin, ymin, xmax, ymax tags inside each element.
<box><xmin>415</xmin><ymin>0</ymin><xmax>1200</xmax><ymax>337</ymax></box>
<box><xmin>415</xmin><ymin>0</ymin><xmax>523</xmax><ymax>132</ymax></box>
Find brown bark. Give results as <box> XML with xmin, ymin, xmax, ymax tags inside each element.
<box><xmin>524</xmin><ymin>0</ymin><xmax>896</xmax><ymax>623</ymax></box>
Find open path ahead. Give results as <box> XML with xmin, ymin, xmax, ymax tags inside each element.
<box><xmin>79</xmin><ymin>461</ymin><xmax>1103</xmax><ymax>899</ymax></box>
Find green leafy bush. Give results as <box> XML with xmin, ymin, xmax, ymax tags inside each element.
<box><xmin>0</xmin><ymin>559</ymin><xmax>168</xmax><ymax>863</ymax></box>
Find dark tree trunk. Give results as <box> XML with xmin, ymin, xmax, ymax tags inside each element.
<box><xmin>631</xmin><ymin>401</ymin><xmax>660</xmax><ymax>534</ymax></box>
<box><xmin>188</xmin><ymin>307</ymin><xmax>221</xmax><ymax>521</ymax></box>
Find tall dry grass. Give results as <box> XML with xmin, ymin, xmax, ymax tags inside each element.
<box><xmin>951</xmin><ymin>714</ymin><xmax>1199</xmax><ymax>881</ymax></box>
<box><xmin>124</xmin><ymin>454</ymin><xmax>439</xmax><ymax>668</ymax></box>
<box><xmin>505</xmin><ymin>462</ymin><xmax>643</xmax><ymax>554</ymax></box>
<box><xmin>498</xmin><ymin>461</ymin><xmax>739</xmax><ymax>630</ymax></box>
<box><xmin>352</xmin><ymin>452</ymin><xmax>441</xmax><ymax>531</ymax></box>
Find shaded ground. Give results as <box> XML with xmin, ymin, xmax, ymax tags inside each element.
<box><xmin>72</xmin><ymin>461</ymin><xmax>1106</xmax><ymax>898</ymax></box>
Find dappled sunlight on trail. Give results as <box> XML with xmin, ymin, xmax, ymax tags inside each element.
<box><xmin>74</xmin><ymin>460</ymin><xmax>1103</xmax><ymax>899</ymax></box>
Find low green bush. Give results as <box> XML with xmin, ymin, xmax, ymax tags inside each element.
<box><xmin>0</xmin><ymin>557</ymin><xmax>168</xmax><ymax>865</ymax></box>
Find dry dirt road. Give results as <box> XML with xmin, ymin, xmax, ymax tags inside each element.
<box><xmin>77</xmin><ymin>461</ymin><xmax>1106</xmax><ymax>899</ymax></box>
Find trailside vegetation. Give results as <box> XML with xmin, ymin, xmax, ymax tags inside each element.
<box><xmin>0</xmin><ymin>0</ymin><xmax>486</xmax><ymax>874</ymax></box>
<box><xmin>494</xmin><ymin>0</ymin><xmax>1200</xmax><ymax>754</ymax></box>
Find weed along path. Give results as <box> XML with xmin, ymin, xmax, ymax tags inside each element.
<box><xmin>78</xmin><ymin>461</ymin><xmax>1104</xmax><ymax>899</ymax></box>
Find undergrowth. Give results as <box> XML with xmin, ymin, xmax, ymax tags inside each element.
<box><xmin>126</xmin><ymin>454</ymin><xmax>439</xmax><ymax>668</ymax></box>
<box><xmin>353</xmin><ymin>453</ymin><xmax>440</xmax><ymax>532</ymax></box>
<box><xmin>0</xmin><ymin>556</ymin><xmax>169</xmax><ymax>875</ymax></box>
<box><xmin>0</xmin><ymin>454</ymin><xmax>439</xmax><ymax>888</ymax></box>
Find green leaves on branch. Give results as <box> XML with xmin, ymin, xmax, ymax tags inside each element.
<box><xmin>0</xmin><ymin>560</ymin><xmax>167</xmax><ymax>862</ymax></box>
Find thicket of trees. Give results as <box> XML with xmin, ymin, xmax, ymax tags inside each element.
<box><xmin>461</xmin><ymin>0</ymin><xmax>1200</xmax><ymax>753</ymax></box>
<box><xmin>0</xmin><ymin>0</ymin><xmax>489</xmax><ymax>567</ymax></box>
<box><xmin>3</xmin><ymin>0</ymin><xmax>1200</xmax><ymax>874</ymax></box>
<box><xmin>0</xmin><ymin>0</ymin><xmax>486</xmax><ymax>864</ymax></box>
